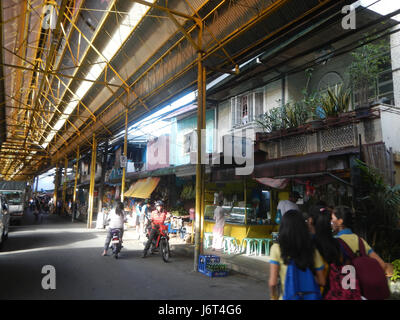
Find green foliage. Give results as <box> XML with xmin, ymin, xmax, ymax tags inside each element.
<box><xmin>356</xmin><ymin>159</ymin><xmax>400</xmax><ymax>227</ymax></box>
<box><xmin>256</xmin><ymin>101</ymin><xmax>311</xmax><ymax>132</ymax></box>
<box><xmin>391</xmin><ymin>259</ymin><xmax>400</xmax><ymax>282</ymax></box>
<box><xmin>348</xmin><ymin>36</ymin><xmax>390</xmax><ymax>89</ymax></box>
<box><xmin>180</xmin><ymin>184</ymin><xmax>196</xmax><ymax>200</ymax></box>
<box><xmin>354</xmin><ymin>159</ymin><xmax>400</xmax><ymax>261</ymax></box>
<box><xmin>347</xmin><ymin>34</ymin><xmax>390</xmax><ymax>106</ymax></box>
<box><xmin>301</xmin><ymin>68</ymin><xmax>322</xmax><ymax>120</ymax></box>
<box><xmin>320</xmin><ymin>84</ymin><xmax>351</xmax><ymax>117</ymax></box>
<box><xmin>255</xmin><ymin>105</ymin><xmax>285</xmax><ymax>132</ymax></box>
<box><xmin>170</xmin><ymin>206</ymin><xmax>187</xmax><ymax>216</ymax></box>
<box><xmin>256</xmin><ymin>69</ymin><xmax>352</xmax><ymax>131</ymax></box>
<box><xmin>283</xmin><ymin>101</ymin><xmax>310</xmax><ymax>128</ymax></box>
<box><xmin>302</xmin><ymin>91</ymin><xmax>322</xmax><ymax>120</ymax></box>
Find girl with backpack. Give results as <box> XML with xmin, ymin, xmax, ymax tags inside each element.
<box><xmin>307</xmin><ymin>206</ymin><xmax>342</xmax><ymax>266</ymax></box>
<box><xmin>268</xmin><ymin>210</ymin><xmax>326</xmax><ymax>300</ymax></box>
<box><xmin>330</xmin><ymin>206</ymin><xmax>391</xmax><ymax>300</ymax></box>
<box><xmin>306</xmin><ymin>205</ymin><xmax>360</xmax><ymax>299</ymax></box>
<box><xmin>332</xmin><ymin>206</ymin><xmax>388</xmax><ymax>273</ymax></box>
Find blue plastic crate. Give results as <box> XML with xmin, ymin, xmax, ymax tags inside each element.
<box><xmin>198</xmin><ymin>255</ymin><xmax>220</xmax><ymax>272</ymax></box>
<box><xmin>198</xmin><ymin>268</ymin><xmax>228</xmax><ymax>277</ymax></box>
<box><xmin>198</xmin><ymin>255</ymin><xmax>228</xmax><ymax>277</ymax></box>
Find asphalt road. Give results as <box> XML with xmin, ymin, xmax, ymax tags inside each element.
<box><xmin>0</xmin><ymin>209</ymin><xmax>269</xmax><ymax>300</ymax></box>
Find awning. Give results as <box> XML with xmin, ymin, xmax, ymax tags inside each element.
<box><xmin>124</xmin><ymin>177</ymin><xmax>160</xmax><ymax>199</ymax></box>
<box><xmin>254</xmin><ymin>147</ymin><xmax>359</xmax><ymax>178</ymax></box>
<box><xmin>211</xmin><ymin>147</ymin><xmax>359</xmax><ymax>182</ymax></box>
<box><xmin>255</xmin><ymin>177</ymin><xmax>289</xmax><ymax>189</ymax></box>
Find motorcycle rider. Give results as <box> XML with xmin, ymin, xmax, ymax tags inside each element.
<box><xmin>142</xmin><ymin>200</ymin><xmax>170</xmax><ymax>258</ymax></box>
<box><xmin>102</xmin><ymin>201</ymin><xmax>126</xmax><ymax>256</ymax></box>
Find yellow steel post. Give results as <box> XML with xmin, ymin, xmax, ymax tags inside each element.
<box><xmin>62</xmin><ymin>157</ymin><xmax>68</xmax><ymax>215</ymax></box>
<box><xmin>87</xmin><ymin>134</ymin><xmax>97</xmax><ymax>229</ymax></box>
<box><xmin>200</xmin><ymin>65</ymin><xmax>206</xmax><ymax>253</ymax></box>
<box><xmin>121</xmin><ymin>108</ymin><xmax>128</xmax><ymax>203</ymax></box>
<box><xmin>72</xmin><ymin>146</ymin><xmax>80</xmax><ymax>222</ymax></box>
<box><xmin>194</xmin><ymin>22</ymin><xmax>204</xmax><ymax>272</ymax></box>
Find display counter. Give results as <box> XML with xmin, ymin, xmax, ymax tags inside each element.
<box><xmin>203</xmin><ymin>205</ymin><xmax>278</xmax><ymax>242</ymax></box>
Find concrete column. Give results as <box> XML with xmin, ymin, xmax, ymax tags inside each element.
<box><xmin>390</xmin><ymin>21</ymin><xmax>400</xmax><ymax>107</ymax></box>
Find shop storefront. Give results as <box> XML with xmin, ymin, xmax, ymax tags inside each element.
<box><xmin>205</xmin><ymin>147</ymin><xmax>358</xmax><ymax>243</ymax></box>
<box><xmin>203</xmin><ymin>176</ymin><xmax>279</xmax><ymax>243</ymax></box>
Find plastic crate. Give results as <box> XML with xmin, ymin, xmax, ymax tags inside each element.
<box><xmin>198</xmin><ymin>255</ymin><xmax>228</xmax><ymax>277</ymax></box>
<box><xmin>198</xmin><ymin>255</ymin><xmax>220</xmax><ymax>270</ymax></box>
<box><xmin>199</xmin><ymin>268</ymin><xmax>228</xmax><ymax>277</ymax></box>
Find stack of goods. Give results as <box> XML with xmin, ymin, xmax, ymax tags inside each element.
<box><xmin>198</xmin><ymin>255</ymin><xmax>228</xmax><ymax>277</ymax></box>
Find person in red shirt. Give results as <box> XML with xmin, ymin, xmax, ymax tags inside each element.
<box><xmin>142</xmin><ymin>200</ymin><xmax>169</xmax><ymax>258</ymax></box>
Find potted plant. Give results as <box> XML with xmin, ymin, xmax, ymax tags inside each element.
<box><xmin>282</xmin><ymin>102</ymin><xmax>296</xmax><ymax>132</ymax></box>
<box><xmin>304</xmin><ymin>92</ymin><xmax>324</xmax><ymax>129</ymax></box>
<box><xmin>320</xmin><ymin>87</ymin><xmax>339</xmax><ymax>124</ymax></box>
<box><xmin>347</xmin><ymin>34</ymin><xmax>390</xmax><ymax>112</ymax></box>
<box><xmin>389</xmin><ymin>259</ymin><xmax>400</xmax><ymax>299</ymax></box>
<box><xmin>283</xmin><ymin>101</ymin><xmax>309</xmax><ymax>133</ymax></box>
<box><xmin>298</xmin><ymin>68</ymin><xmax>324</xmax><ymax>129</ymax></box>
<box><xmin>319</xmin><ymin>84</ymin><xmax>351</xmax><ymax>124</ymax></box>
<box><xmin>331</xmin><ymin>84</ymin><xmax>352</xmax><ymax>119</ymax></box>
<box><xmin>256</xmin><ymin>106</ymin><xmax>285</xmax><ymax>137</ymax></box>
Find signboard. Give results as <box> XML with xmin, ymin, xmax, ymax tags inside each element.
<box><xmin>120</xmin><ymin>155</ymin><xmax>127</xmax><ymax>168</ymax></box>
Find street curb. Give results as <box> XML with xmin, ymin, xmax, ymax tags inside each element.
<box><xmin>170</xmin><ymin>244</ymin><xmax>269</xmax><ymax>282</ymax></box>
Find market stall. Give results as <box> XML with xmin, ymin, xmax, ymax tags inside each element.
<box><xmin>203</xmin><ymin>177</ymin><xmax>279</xmax><ymax>244</ymax></box>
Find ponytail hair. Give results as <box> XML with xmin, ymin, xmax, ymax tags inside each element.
<box><xmin>115</xmin><ymin>201</ymin><xmax>124</xmax><ymax>216</ymax></box>
<box><xmin>333</xmin><ymin>206</ymin><xmax>354</xmax><ymax>230</ymax></box>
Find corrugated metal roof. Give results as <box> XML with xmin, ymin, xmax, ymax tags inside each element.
<box><xmin>2</xmin><ymin>0</ymin><xmax>363</xmax><ymax>179</ymax></box>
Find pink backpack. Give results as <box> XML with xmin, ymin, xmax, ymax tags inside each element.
<box><xmin>323</xmin><ymin>261</ymin><xmax>362</xmax><ymax>300</ymax></box>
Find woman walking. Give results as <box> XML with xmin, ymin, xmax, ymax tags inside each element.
<box><xmin>268</xmin><ymin>210</ymin><xmax>326</xmax><ymax>300</ymax></box>
<box><xmin>329</xmin><ymin>206</ymin><xmax>392</xmax><ymax>299</ymax></box>
<box><xmin>306</xmin><ymin>205</ymin><xmax>343</xmax><ymax>297</ymax></box>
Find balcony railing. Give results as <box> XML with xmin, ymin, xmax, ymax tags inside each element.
<box><xmin>256</xmin><ymin>106</ymin><xmax>386</xmax><ymax>160</ymax></box>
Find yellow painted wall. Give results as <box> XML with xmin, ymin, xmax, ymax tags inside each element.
<box><xmin>204</xmin><ymin>220</ymin><xmax>278</xmax><ymax>243</ymax></box>
<box><xmin>278</xmin><ymin>191</ymin><xmax>289</xmax><ymax>201</ymax></box>
<box><xmin>246</xmin><ymin>224</ymin><xmax>279</xmax><ymax>238</ymax></box>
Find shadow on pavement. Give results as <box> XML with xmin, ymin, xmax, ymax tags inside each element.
<box><xmin>0</xmin><ymin>231</ymin><xmax>97</xmax><ymax>253</ymax></box>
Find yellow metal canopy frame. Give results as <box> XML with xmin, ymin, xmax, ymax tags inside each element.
<box><xmin>124</xmin><ymin>177</ymin><xmax>160</xmax><ymax>199</ymax></box>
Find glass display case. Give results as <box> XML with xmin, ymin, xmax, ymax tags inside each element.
<box><xmin>205</xmin><ymin>204</ymin><xmax>270</xmax><ymax>225</ymax></box>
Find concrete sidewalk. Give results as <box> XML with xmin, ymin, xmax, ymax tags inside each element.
<box><xmin>170</xmin><ymin>242</ymin><xmax>271</xmax><ymax>282</ymax></box>
<box><xmin>108</xmin><ymin>227</ymin><xmax>271</xmax><ymax>282</ymax></box>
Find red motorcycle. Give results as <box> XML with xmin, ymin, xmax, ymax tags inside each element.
<box><xmin>145</xmin><ymin>220</ymin><xmax>170</xmax><ymax>262</ymax></box>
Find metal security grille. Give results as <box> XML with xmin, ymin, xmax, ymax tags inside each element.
<box><xmin>321</xmin><ymin>124</ymin><xmax>355</xmax><ymax>151</ymax></box>
<box><xmin>280</xmin><ymin>135</ymin><xmax>307</xmax><ymax>157</ymax></box>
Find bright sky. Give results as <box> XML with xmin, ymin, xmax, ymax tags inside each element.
<box><xmin>360</xmin><ymin>0</ymin><xmax>400</xmax><ymax>19</ymax></box>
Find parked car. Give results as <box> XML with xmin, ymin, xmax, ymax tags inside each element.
<box><xmin>3</xmin><ymin>191</ymin><xmax>25</xmax><ymax>225</ymax></box>
<box><xmin>0</xmin><ymin>195</ymin><xmax>10</xmax><ymax>248</ymax></box>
